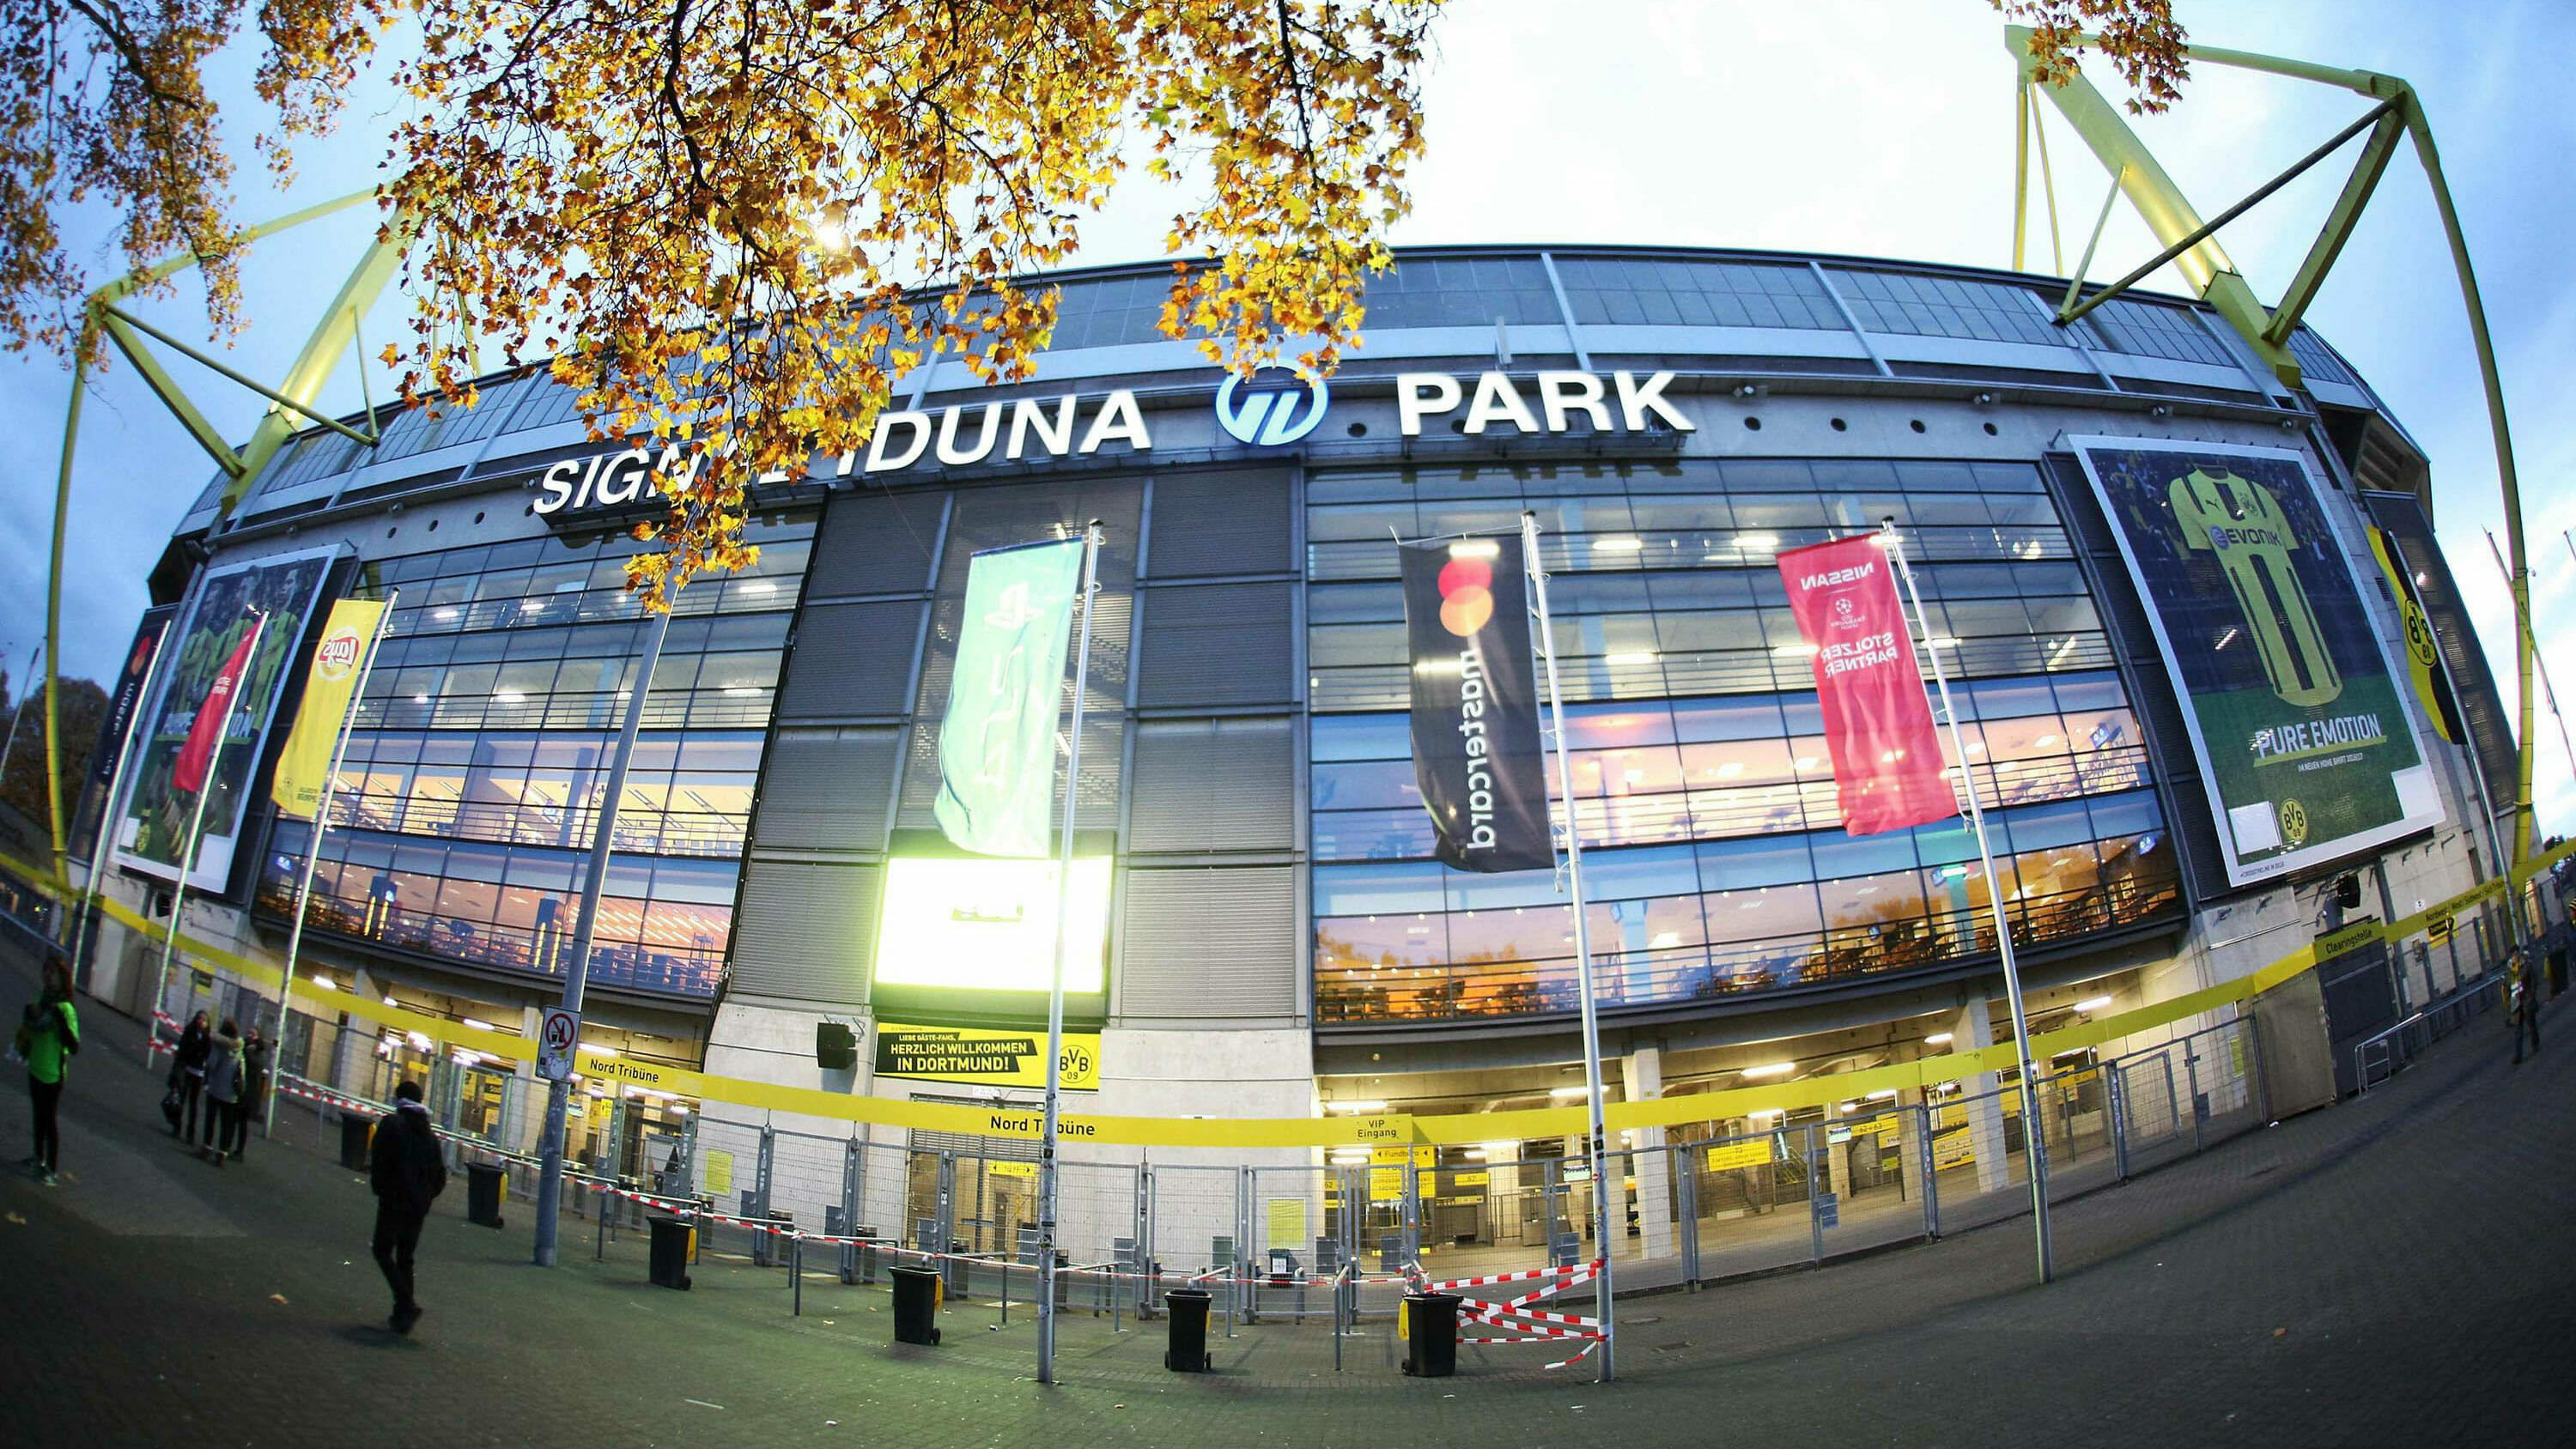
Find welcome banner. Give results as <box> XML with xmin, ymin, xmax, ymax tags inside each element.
<box><xmin>934</xmin><ymin>537</ymin><xmax>1085</xmax><ymax>858</ymax></box>
<box><xmin>1400</xmin><ymin>535</ymin><xmax>1553</xmax><ymax>873</ymax></box>
<box><xmin>1777</xmin><ymin>534</ymin><xmax>1957</xmax><ymax>837</ymax></box>
<box><xmin>270</xmin><ymin>597</ymin><xmax>389</xmax><ymax>819</ymax></box>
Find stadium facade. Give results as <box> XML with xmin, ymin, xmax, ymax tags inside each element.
<box><xmin>73</xmin><ymin>245</ymin><xmax>2526</xmax><ymax>1256</ymax></box>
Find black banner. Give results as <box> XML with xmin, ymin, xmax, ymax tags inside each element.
<box><xmin>1400</xmin><ymin>535</ymin><xmax>1554</xmax><ymax>873</ymax></box>
<box><xmin>70</xmin><ymin>605</ymin><xmax>177</xmax><ymax>859</ymax></box>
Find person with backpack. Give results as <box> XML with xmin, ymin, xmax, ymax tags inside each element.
<box><xmin>16</xmin><ymin>952</ymin><xmax>80</xmax><ymax>1186</ymax></box>
<box><xmin>228</xmin><ymin>1028</ymin><xmax>270</xmax><ymax>1161</ymax></box>
<box><xmin>199</xmin><ymin>1021</ymin><xmax>246</xmax><ymax>1166</ymax></box>
<box><xmin>170</xmin><ymin>1010</ymin><xmax>211</xmax><ymax>1138</ymax></box>
<box><xmin>369</xmin><ymin>1079</ymin><xmax>448</xmax><ymax>1334</ymax></box>
<box><xmin>2512</xmin><ymin>945</ymin><xmax>2543</xmax><ymax>1064</ymax></box>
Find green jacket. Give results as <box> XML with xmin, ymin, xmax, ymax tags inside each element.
<box><xmin>23</xmin><ymin>997</ymin><xmax>79</xmax><ymax>1085</ymax></box>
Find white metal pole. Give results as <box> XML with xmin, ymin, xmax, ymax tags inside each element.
<box><xmin>266</xmin><ymin>590</ymin><xmax>398</xmax><ymax>1132</ymax></box>
<box><xmin>1879</xmin><ymin>521</ymin><xmax>2053</xmax><ymax>1283</ymax></box>
<box><xmin>2486</xmin><ymin>530</ymin><xmax>2573</xmax><ymax>876</ymax></box>
<box><xmin>68</xmin><ymin>628</ymin><xmax>172</xmax><ymax>981</ymax></box>
<box><xmin>534</xmin><ymin>603</ymin><xmax>671</xmax><ymax>1267</ymax></box>
<box><xmin>0</xmin><ymin>643</ymin><xmax>42</xmax><ymax>805</ymax></box>
<box><xmin>145</xmin><ymin>609</ymin><xmax>269</xmax><ymax>1066</ymax></box>
<box><xmin>1038</xmin><ymin>522</ymin><xmax>1102</xmax><ymax>1387</ymax></box>
<box><xmin>1521</xmin><ymin>511</ymin><xmax>1616</xmax><ymax>1381</ymax></box>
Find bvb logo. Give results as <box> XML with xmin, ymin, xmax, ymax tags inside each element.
<box><xmin>2279</xmin><ymin>798</ymin><xmax>2311</xmax><ymax>849</ymax></box>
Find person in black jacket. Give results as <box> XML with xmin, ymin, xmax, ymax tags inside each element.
<box><xmin>368</xmin><ymin>1080</ymin><xmax>449</xmax><ymax>1334</ymax></box>
<box><xmin>170</xmin><ymin>1011</ymin><xmax>211</xmax><ymax>1138</ymax></box>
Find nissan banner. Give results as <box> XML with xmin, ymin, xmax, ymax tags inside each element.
<box><xmin>1777</xmin><ymin>534</ymin><xmax>1958</xmax><ymax>837</ymax></box>
<box><xmin>1400</xmin><ymin>535</ymin><xmax>1553</xmax><ymax>873</ymax></box>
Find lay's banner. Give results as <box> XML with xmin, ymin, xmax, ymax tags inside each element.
<box><xmin>1777</xmin><ymin>534</ymin><xmax>1957</xmax><ymax>837</ymax></box>
<box><xmin>269</xmin><ymin>598</ymin><xmax>387</xmax><ymax>819</ymax></box>
<box><xmin>934</xmin><ymin>537</ymin><xmax>1085</xmax><ymax>857</ymax></box>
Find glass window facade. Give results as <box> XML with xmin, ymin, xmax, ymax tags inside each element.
<box><xmin>254</xmin><ymin>514</ymin><xmax>814</xmax><ymax>998</ymax></box>
<box><xmin>1557</xmin><ymin>256</ymin><xmax>1843</xmax><ymax>330</ymax></box>
<box><xmin>1306</xmin><ymin>462</ymin><xmax>2180</xmax><ymax>1025</ymax></box>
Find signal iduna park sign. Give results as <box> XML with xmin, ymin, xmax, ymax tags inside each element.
<box><xmin>2069</xmin><ymin>435</ymin><xmax>2444</xmax><ymax>885</ymax></box>
<box><xmin>534</xmin><ymin>367</ymin><xmax>1694</xmax><ymax>516</ymax></box>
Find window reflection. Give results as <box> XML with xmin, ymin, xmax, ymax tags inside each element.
<box><xmin>1307</xmin><ymin>459</ymin><xmax>2185</xmax><ymax>1025</ymax></box>
<box><xmin>260</xmin><ymin>516</ymin><xmax>811</xmax><ymax>999</ymax></box>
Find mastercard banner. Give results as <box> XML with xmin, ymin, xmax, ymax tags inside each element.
<box><xmin>1400</xmin><ymin>534</ymin><xmax>1553</xmax><ymax>873</ymax></box>
<box><xmin>269</xmin><ymin>597</ymin><xmax>388</xmax><ymax>819</ymax></box>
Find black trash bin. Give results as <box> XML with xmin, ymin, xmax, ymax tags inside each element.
<box><xmin>2549</xmin><ymin>944</ymin><xmax>2567</xmax><ymax>996</ymax></box>
<box><xmin>890</xmin><ymin>1264</ymin><xmax>943</xmax><ymax>1345</ymax></box>
<box><xmin>1163</xmin><ymin>1288</ymin><xmax>1213</xmax><ymax>1372</ymax></box>
<box><xmin>339</xmin><ymin>1112</ymin><xmax>374</xmax><ymax>1170</ymax></box>
<box><xmin>1400</xmin><ymin>1292</ymin><xmax>1461</xmax><ymax>1378</ymax></box>
<box><xmin>465</xmin><ymin>1161</ymin><xmax>507</xmax><ymax>1228</ymax></box>
<box><xmin>646</xmin><ymin>1215</ymin><xmax>695</xmax><ymax>1290</ymax></box>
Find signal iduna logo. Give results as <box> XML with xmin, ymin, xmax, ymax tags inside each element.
<box><xmin>1215</xmin><ymin>367</ymin><xmax>1329</xmax><ymax>446</ymax></box>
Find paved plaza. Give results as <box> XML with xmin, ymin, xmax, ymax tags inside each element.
<box><xmin>3</xmin><ymin>948</ymin><xmax>2572</xmax><ymax>1446</ymax></box>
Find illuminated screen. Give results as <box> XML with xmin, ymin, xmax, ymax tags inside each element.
<box><xmin>872</xmin><ymin>858</ymin><xmax>1112</xmax><ymax>995</ymax></box>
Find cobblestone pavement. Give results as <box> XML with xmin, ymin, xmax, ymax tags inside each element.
<box><xmin>3</xmin><ymin>951</ymin><xmax>2571</xmax><ymax>1447</ymax></box>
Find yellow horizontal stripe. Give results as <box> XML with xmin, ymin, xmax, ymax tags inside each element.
<box><xmin>9</xmin><ymin>836</ymin><xmax>2567</xmax><ymax>1149</ymax></box>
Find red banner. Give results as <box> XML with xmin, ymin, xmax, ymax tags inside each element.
<box><xmin>1777</xmin><ymin>536</ymin><xmax>1957</xmax><ymax>837</ymax></box>
<box><xmin>172</xmin><ymin>624</ymin><xmax>260</xmax><ymax>796</ymax></box>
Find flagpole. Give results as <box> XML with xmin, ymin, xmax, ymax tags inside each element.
<box><xmin>1037</xmin><ymin>521</ymin><xmax>1101</xmax><ymax>1388</ymax></box>
<box><xmin>534</xmin><ymin>603</ymin><xmax>671</xmax><ymax>1268</ymax></box>
<box><xmin>2486</xmin><ymin>530</ymin><xmax>2574</xmax><ymax>862</ymax></box>
<box><xmin>266</xmin><ymin>590</ymin><xmax>398</xmax><ymax>1133</ymax></box>
<box><xmin>1880</xmin><ymin>520</ymin><xmax>2052</xmax><ymax>1282</ymax></box>
<box><xmin>1520</xmin><ymin>511</ymin><xmax>1616</xmax><ymax>1381</ymax></box>
<box><xmin>146</xmin><ymin>608</ymin><xmax>270</xmax><ymax>1067</ymax></box>
<box><xmin>68</xmin><ymin>627</ymin><xmax>171</xmax><ymax>984</ymax></box>
<box><xmin>0</xmin><ymin>642</ymin><xmax>41</xmax><ymax>810</ymax></box>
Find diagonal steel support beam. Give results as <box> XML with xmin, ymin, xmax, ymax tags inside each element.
<box><xmin>2262</xmin><ymin>108</ymin><xmax>2407</xmax><ymax>347</ymax></box>
<box><xmin>2056</xmin><ymin>96</ymin><xmax>2401</xmax><ymax>331</ymax></box>
<box><xmin>38</xmin><ymin>191</ymin><xmax>419</xmax><ymax>888</ymax></box>
<box><xmin>2002</xmin><ymin>23</ymin><xmax>2544</xmax><ymax>904</ymax></box>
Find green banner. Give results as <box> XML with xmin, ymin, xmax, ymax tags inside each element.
<box><xmin>933</xmin><ymin>537</ymin><xmax>1085</xmax><ymax>857</ymax></box>
<box><xmin>2070</xmin><ymin>438</ymin><xmax>2441</xmax><ymax>887</ymax></box>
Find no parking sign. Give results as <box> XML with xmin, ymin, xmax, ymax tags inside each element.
<box><xmin>538</xmin><ymin>1007</ymin><xmax>581</xmax><ymax>1082</ymax></box>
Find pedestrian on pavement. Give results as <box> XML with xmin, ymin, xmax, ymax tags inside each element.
<box><xmin>171</xmin><ymin>1010</ymin><xmax>211</xmax><ymax>1139</ymax></box>
<box><xmin>369</xmin><ymin>1078</ymin><xmax>447</xmax><ymax>1335</ymax></box>
<box><xmin>15</xmin><ymin>952</ymin><xmax>79</xmax><ymax>1186</ymax></box>
<box><xmin>2512</xmin><ymin>947</ymin><xmax>2543</xmax><ymax>1064</ymax></box>
<box><xmin>199</xmin><ymin>1020</ymin><xmax>244</xmax><ymax>1167</ymax></box>
<box><xmin>229</xmin><ymin>1028</ymin><xmax>270</xmax><ymax>1161</ymax></box>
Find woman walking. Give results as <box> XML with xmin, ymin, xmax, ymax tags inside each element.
<box><xmin>229</xmin><ymin>1028</ymin><xmax>271</xmax><ymax>1161</ymax></box>
<box><xmin>171</xmin><ymin>1010</ymin><xmax>210</xmax><ymax>1139</ymax></box>
<box><xmin>16</xmin><ymin>952</ymin><xmax>79</xmax><ymax>1186</ymax></box>
<box><xmin>200</xmin><ymin>1020</ymin><xmax>245</xmax><ymax>1168</ymax></box>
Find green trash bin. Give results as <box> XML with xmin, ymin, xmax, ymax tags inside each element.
<box><xmin>465</xmin><ymin>1162</ymin><xmax>507</xmax><ymax>1229</ymax></box>
<box><xmin>1400</xmin><ymin>1292</ymin><xmax>1461</xmax><ymax>1378</ymax></box>
<box><xmin>339</xmin><ymin>1112</ymin><xmax>374</xmax><ymax>1171</ymax></box>
<box><xmin>1163</xmin><ymin>1288</ymin><xmax>1213</xmax><ymax>1372</ymax></box>
<box><xmin>891</xmin><ymin>1264</ymin><xmax>943</xmax><ymax>1345</ymax></box>
<box><xmin>647</xmin><ymin>1216</ymin><xmax>695</xmax><ymax>1290</ymax></box>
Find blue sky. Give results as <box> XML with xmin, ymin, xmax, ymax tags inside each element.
<box><xmin>2</xmin><ymin>0</ymin><xmax>2568</xmax><ymax>833</ymax></box>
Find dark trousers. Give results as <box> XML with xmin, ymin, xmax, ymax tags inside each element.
<box><xmin>27</xmin><ymin>1074</ymin><xmax>62</xmax><ymax>1172</ymax></box>
<box><xmin>173</xmin><ymin>1074</ymin><xmax>204</xmax><ymax>1137</ymax></box>
<box><xmin>373</xmin><ymin>1203</ymin><xmax>427</xmax><ymax>1314</ymax></box>
<box><xmin>2515</xmin><ymin>1000</ymin><xmax>2542</xmax><ymax>1062</ymax></box>
<box><xmin>204</xmin><ymin>1098</ymin><xmax>242</xmax><ymax>1153</ymax></box>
